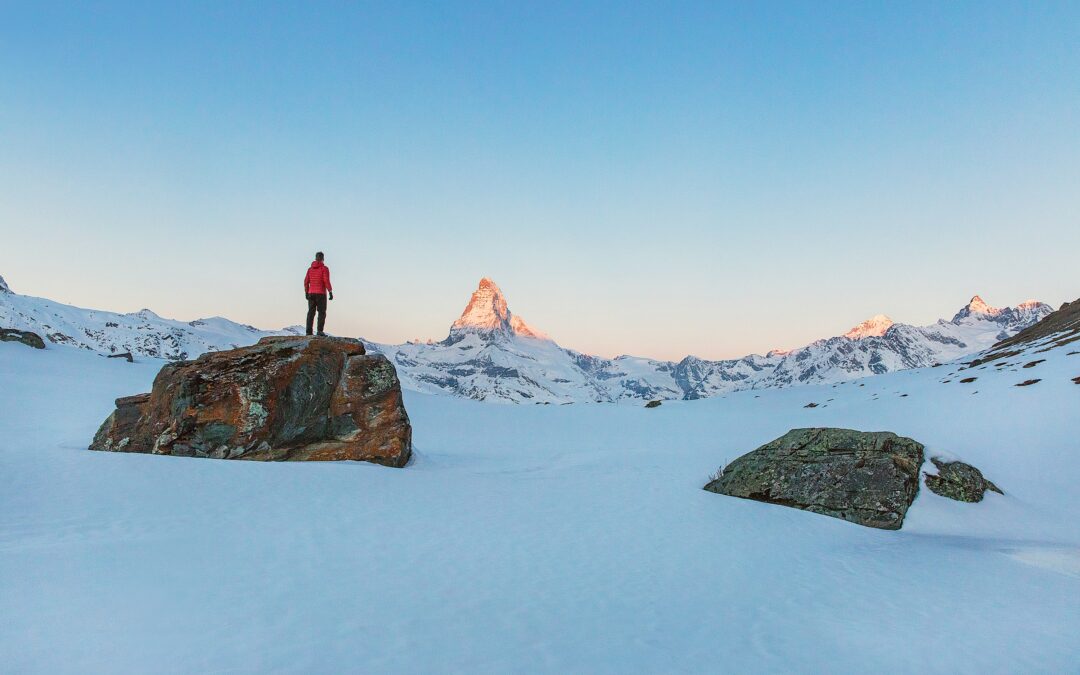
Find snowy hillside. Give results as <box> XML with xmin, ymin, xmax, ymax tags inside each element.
<box><xmin>1</xmin><ymin>309</ymin><xmax>1077</xmax><ymax>671</ymax></box>
<box><xmin>373</xmin><ymin>279</ymin><xmax>1054</xmax><ymax>403</ymax></box>
<box><xmin>0</xmin><ymin>275</ymin><xmax>291</xmax><ymax>360</ymax></box>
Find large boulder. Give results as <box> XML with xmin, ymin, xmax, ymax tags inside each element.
<box><xmin>924</xmin><ymin>458</ymin><xmax>1002</xmax><ymax>502</ymax></box>
<box><xmin>90</xmin><ymin>336</ymin><xmax>412</xmax><ymax>467</ymax></box>
<box><xmin>0</xmin><ymin>327</ymin><xmax>45</xmax><ymax>349</ymax></box>
<box><xmin>704</xmin><ymin>428</ymin><xmax>924</xmax><ymax>530</ymax></box>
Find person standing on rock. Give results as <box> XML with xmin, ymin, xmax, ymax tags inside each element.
<box><xmin>304</xmin><ymin>251</ymin><xmax>333</xmax><ymax>336</ymax></box>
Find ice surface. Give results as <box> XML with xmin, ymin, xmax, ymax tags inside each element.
<box><xmin>0</xmin><ymin>340</ymin><xmax>1078</xmax><ymax>672</ymax></box>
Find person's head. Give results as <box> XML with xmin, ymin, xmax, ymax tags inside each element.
<box><xmin>315</xmin><ymin>251</ymin><xmax>324</xmax><ymax>262</ymax></box>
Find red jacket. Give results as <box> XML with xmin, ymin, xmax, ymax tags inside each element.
<box><xmin>304</xmin><ymin>261</ymin><xmax>332</xmax><ymax>295</ymax></box>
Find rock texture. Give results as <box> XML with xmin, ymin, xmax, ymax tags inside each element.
<box><xmin>704</xmin><ymin>428</ymin><xmax>924</xmax><ymax>530</ymax></box>
<box><xmin>90</xmin><ymin>336</ymin><xmax>412</xmax><ymax>466</ymax></box>
<box><xmin>0</xmin><ymin>327</ymin><xmax>45</xmax><ymax>349</ymax></box>
<box><xmin>924</xmin><ymin>459</ymin><xmax>1002</xmax><ymax>502</ymax></box>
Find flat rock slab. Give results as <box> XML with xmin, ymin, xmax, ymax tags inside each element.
<box><xmin>704</xmin><ymin>427</ymin><xmax>924</xmax><ymax>530</ymax></box>
<box><xmin>90</xmin><ymin>336</ymin><xmax>412</xmax><ymax>466</ymax></box>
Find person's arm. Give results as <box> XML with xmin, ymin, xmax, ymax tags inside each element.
<box><xmin>324</xmin><ymin>267</ymin><xmax>333</xmax><ymax>300</ymax></box>
<box><xmin>303</xmin><ymin>270</ymin><xmax>310</xmax><ymax>298</ymax></box>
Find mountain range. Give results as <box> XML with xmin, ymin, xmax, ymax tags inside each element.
<box><xmin>0</xmin><ymin>274</ymin><xmax>293</xmax><ymax>360</ymax></box>
<box><xmin>371</xmin><ymin>278</ymin><xmax>1053</xmax><ymax>402</ymax></box>
<box><xmin>0</xmin><ymin>273</ymin><xmax>1055</xmax><ymax>403</ymax></box>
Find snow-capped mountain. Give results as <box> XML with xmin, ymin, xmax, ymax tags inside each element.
<box><xmin>448</xmin><ymin>277</ymin><xmax>547</xmax><ymax>340</ymax></box>
<box><xmin>757</xmin><ymin>296</ymin><xmax>1053</xmax><ymax>389</ymax></box>
<box><xmin>0</xmin><ymin>272</ymin><xmax>1056</xmax><ymax>403</ymax></box>
<box><xmin>372</xmin><ymin>280</ymin><xmax>1055</xmax><ymax>403</ymax></box>
<box><xmin>843</xmin><ymin>314</ymin><xmax>894</xmax><ymax>339</ymax></box>
<box><xmin>0</xmin><ymin>276</ymin><xmax>290</xmax><ymax>360</ymax></box>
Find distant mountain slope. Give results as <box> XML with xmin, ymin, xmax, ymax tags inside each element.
<box><xmin>0</xmin><ymin>275</ymin><xmax>289</xmax><ymax>360</ymax></box>
<box><xmin>967</xmin><ymin>297</ymin><xmax>1080</xmax><ymax>367</ymax></box>
<box><xmin>758</xmin><ymin>296</ymin><xmax>1053</xmax><ymax>389</ymax></box>
<box><xmin>372</xmin><ymin>280</ymin><xmax>1054</xmax><ymax>403</ymax></box>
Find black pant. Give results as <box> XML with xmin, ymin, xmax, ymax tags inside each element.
<box><xmin>306</xmin><ymin>294</ymin><xmax>327</xmax><ymax>335</ymax></box>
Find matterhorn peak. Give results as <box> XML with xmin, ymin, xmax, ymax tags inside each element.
<box><xmin>452</xmin><ymin>278</ymin><xmax>512</xmax><ymax>332</ymax></box>
<box><xmin>448</xmin><ymin>278</ymin><xmax>548</xmax><ymax>341</ymax></box>
<box><xmin>0</xmin><ymin>275</ymin><xmax>11</xmax><ymax>294</ymax></box>
<box><xmin>843</xmin><ymin>314</ymin><xmax>894</xmax><ymax>340</ymax></box>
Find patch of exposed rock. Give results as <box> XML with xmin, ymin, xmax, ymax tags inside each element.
<box><xmin>0</xmin><ymin>328</ymin><xmax>45</xmax><ymax>349</ymax></box>
<box><xmin>923</xmin><ymin>459</ymin><xmax>1003</xmax><ymax>502</ymax></box>
<box><xmin>704</xmin><ymin>428</ymin><xmax>924</xmax><ymax>530</ymax></box>
<box><xmin>90</xmin><ymin>336</ymin><xmax>412</xmax><ymax>466</ymax></box>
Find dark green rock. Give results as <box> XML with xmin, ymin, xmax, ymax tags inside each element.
<box><xmin>923</xmin><ymin>458</ymin><xmax>1003</xmax><ymax>502</ymax></box>
<box><xmin>0</xmin><ymin>328</ymin><xmax>45</xmax><ymax>349</ymax></box>
<box><xmin>704</xmin><ymin>428</ymin><xmax>924</xmax><ymax>530</ymax></box>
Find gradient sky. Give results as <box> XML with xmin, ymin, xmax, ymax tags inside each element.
<box><xmin>2</xmin><ymin>2</ymin><xmax>1078</xmax><ymax>360</ymax></box>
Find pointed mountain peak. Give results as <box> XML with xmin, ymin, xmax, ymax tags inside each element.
<box><xmin>452</xmin><ymin>278</ymin><xmax>512</xmax><ymax>332</ymax></box>
<box><xmin>843</xmin><ymin>314</ymin><xmax>894</xmax><ymax>340</ymax></box>
<box><xmin>129</xmin><ymin>308</ymin><xmax>162</xmax><ymax>320</ymax></box>
<box><xmin>0</xmin><ymin>275</ymin><xmax>11</xmax><ymax>294</ymax></box>
<box><xmin>952</xmin><ymin>295</ymin><xmax>1003</xmax><ymax>323</ymax></box>
<box><xmin>967</xmin><ymin>295</ymin><xmax>994</xmax><ymax>312</ymax></box>
<box><xmin>449</xmin><ymin>278</ymin><xmax>548</xmax><ymax>340</ymax></box>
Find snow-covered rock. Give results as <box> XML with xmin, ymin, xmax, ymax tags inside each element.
<box><xmin>843</xmin><ymin>314</ymin><xmax>894</xmax><ymax>339</ymax></box>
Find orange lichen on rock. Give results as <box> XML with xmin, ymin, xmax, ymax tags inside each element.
<box><xmin>90</xmin><ymin>336</ymin><xmax>412</xmax><ymax>467</ymax></box>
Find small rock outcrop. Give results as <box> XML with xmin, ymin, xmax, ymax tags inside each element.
<box><xmin>645</xmin><ymin>400</ymin><xmax>662</xmax><ymax>408</ymax></box>
<box><xmin>0</xmin><ymin>328</ymin><xmax>45</xmax><ymax>349</ymax></box>
<box><xmin>704</xmin><ymin>428</ymin><xmax>924</xmax><ymax>530</ymax></box>
<box><xmin>107</xmin><ymin>351</ymin><xmax>134</xmax><ymax>362</ymax></box>
<box><xmin>90</xmin><ymin>336</ymin><xmax>412</xmax><ymax>466</ymax></box>
<box><xmin>923</xmin><ymin>458</ymin><xmax>1002</xmax><ymax>502</ymax></box>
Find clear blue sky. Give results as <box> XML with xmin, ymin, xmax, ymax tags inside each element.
<box><xmin>2</xmin><ymin>1</ymin><xmax>1077</xmax><ymax>359</ymax></box>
